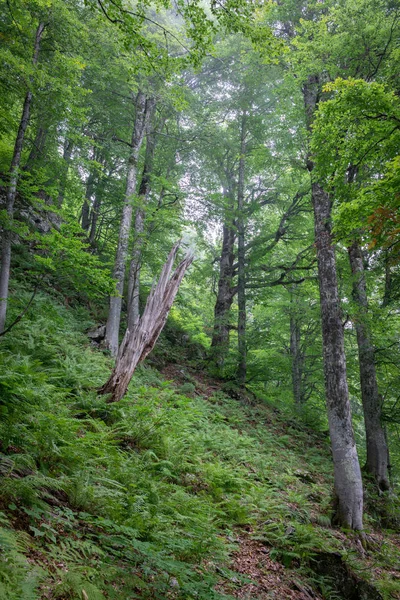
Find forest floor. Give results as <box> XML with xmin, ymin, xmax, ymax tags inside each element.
<box><xmin>161</xmin><ymin>363</ymin><xmax>325</xmax><ymax>599</ymax></box>
<box><xmin>160</xmin><ymin>362</ymin><xmax>400</xmax><ymax>600</ymax></box>
<box><xmin>0</xmin><ymin>285</ymin><xmax>400</xmax><ymax>599</ymax></box>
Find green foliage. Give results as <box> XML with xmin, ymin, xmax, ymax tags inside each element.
<box><xmin>1</xmin><ymin>0</ymin><xmax>400</xmax><ymax>595</ymax></box>
<box><xmin>0</xmin><ymin>283</ymin><xmax>373</xmax><ymax>600</ymax></box>
<box><xmin>0</xmin><ymin>512</ymin><xmax>43</xmax><ymax>600</ymax></box>
<box><xmin>311</xmin><ymin>77</ymin><xmax>400</xmax><ymax>242</ymax></box>
<box><xmin>34</xmin><ymin>221</ymin><xmax>115</xmax><ymax>301</ymax></box>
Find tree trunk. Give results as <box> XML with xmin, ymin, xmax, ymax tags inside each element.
<box><xmin>24</xmin><ymin>124</ymin><xmax>48</xmax><ymax>168</ymax></box>
<box><xmin>57</xmin><ymin>138</ymin><xmax>73</xmax><ymax>207</ymax></box>
<box><xmin>127</xmin><ymin>208</ymin><xmax>144</xmax><ymax>328</ymax></box>
<box><xmin>89</xmin><ymin>192</ymin><xmax>101</xmax><ymax>245</ymax></box>
<box><xmin>89</xmin><ymin>160</ymin><xmax>110</xmax><ymax>246</ymax></box>
<box><xmin>82</xmin><ymin>168</ymin><xmax>96</xmax><ymax>231</ymax></box>
<box><xmin>303</xmin><ymin>75</ymin><xmax>363</xmax><ymax>530</ymax></box>
<box><xmin>210</xmin><ymin>220</ymin><xmax>236</xmax><ymax>373</ymax></box>
<box><xmin>105</xmin><ymin>92</ymin><xmax>153</xmax><ymax>356</ymax></box>
<box><xmin>382</xmin><ymin>250</ymin><xmax>393</xmax><ymax>307</ymax></box>
<box><xmin>0</xmin><ymin>21</ymin><xmax>45</xmax><ymax>334</ymax></box>
<box><xmin>236</xmin><ymin>113</ymin><xmax>247</xmax><ymax>386</ymax></box>
<box><xmin>99</xmin><ymin>242</ymin><xmax>193</xmax><ymax>402</ymax></box>
<box><xmin>290</xmin><ymin>314</ymin><xmax>304</xmax><ymax>406</ymax></box>
<box><xmin>313</xmin><ymin>182</ymin><xmax>363</xmax><ymax>530</ymax></box>
<box><xmin>348</xmin><ymin>241</ymin><xmax>390</xmax><ymax>491</ymax></box>
<box><xmin>127</xmin><ymin>105</ymin><xmax>157</xmax><ymax>331</ymax></box>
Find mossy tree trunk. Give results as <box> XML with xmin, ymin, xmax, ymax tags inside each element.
<box><xmin>348</xmin><ymin>241</ymin><xmax>390</xmax><ymax>491</ymax></box>
<box><xmin>303</xmin><ymin>75</ymin><xmax>363</xmax><ymax>531</ymax></box>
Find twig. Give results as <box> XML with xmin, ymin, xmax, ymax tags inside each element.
<box><xmin>0</xmin><ymin>280</ymin><xmax>41</xmax><ymax>337</ymax></box>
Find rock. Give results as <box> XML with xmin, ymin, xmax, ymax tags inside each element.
<box><xmin>312</xmin><ymin>551</ymin><xmax>384</xmax><ymax>599</ymax></box>
<box><xmin>87</xmin><ymin>325</ymin><xmax>106</xmax><ymax>343</ymax></box>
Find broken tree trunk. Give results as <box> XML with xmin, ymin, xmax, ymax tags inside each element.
<box><xmin>99</xmin><ymin>242</ymin><xmax>193</xmax><ymax>402</ymax></box>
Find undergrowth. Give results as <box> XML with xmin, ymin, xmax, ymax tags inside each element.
<box><xmin>0</xmin><ymin>285</ymin><xmax>399</xmax><ymax>599</ymax></box>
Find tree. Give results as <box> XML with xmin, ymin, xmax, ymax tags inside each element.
<box><xmin>236</xmin><ymin>111</ymin><xmax>247</xmax><ymax>386</ymax></box>
<box><xmin>104</xmin><ymin>91</ymin><xmax>154</xmax><ymax>356</ymax></box>
<box><xmin>127</xmin><ymin>105</ymin><xmax>158</xmax><ymax>331</ymax></box>
<box><xmin>310</xmin><ymin>80</ymin><xmax>400</xmax><ymax>490</ymax></box>
<box><xmin>348</xmin><ymin>241</ymin><xmax>391</xmax><ymax>491</ymax></box>
<box><xmin>0</xmin><ymin>20</ymin><xmax>45</xmax><ymax>333</ymax></box>
<box><xmin>272</xmin><ymin>1</ymin><xmax>366</xmax><ymax>527</ymax></box>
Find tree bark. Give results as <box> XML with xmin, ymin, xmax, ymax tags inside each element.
<box><xmin>303</xmin><ymin>75</ymin><xmax>363</xmax><ymax>530</ymax></box>
<box><xmin>82</xmin><ymin>168</ymin><xmax>96</xmax><ymax>232</ymax></box>
<box><xmin>0</xmin><ymin>21</ymin><xmax>45</xmax><ymax>333</ymax></box>
<box><xmin>89</xmin><ymin>160</ymin><xmax>111</xmax><ymax>246</ymax></box>
<box><xmin>57</xmin><ymin>138</ymin><xmax>73</xmax><ymax>207</ymax></box>
<box><xmin>127</xmin><ymin>103</ymin><xmax>157</xmax><ymax>331</ymax></box>
<box><xmin>290</xmin><ymin>314</ymin><xmax>304</xmax><ymax>406</ymax></box>
<box><xmin>105</xmin><ymin>92</ymin><xmax>153</xmax><ymax>356</ymax></box>
<box><xmin>210</xmin><ymin>220</ymin><xmax>236</xmax><ymax>373</ymax></box>
<box><xmin>236</xmin><ymin>113</ymin><xmax>247</xmax><ymax>386</ymax></box>
<box><xmin>313</xmin><ymin>181</ymin><xmax>363</xmax><ymax>530</ymax></box>
<box><xmin>382</xmin><ymin>250</ymin><xmax>393</xmax><ymax>307</ymax></box>
<box><xmin>348</xmin><ymin>241</ymin><xmax>390</xmax><ymax>491</ymax></box>
<box><xmin>99</xmin><ymin>242</ymin><xmax>193</xmax><ymax>402</ymax></box>
<box><xmin>89</xmin><ymin>191</ymin><xmax>101</xmax><ymax>245</ymax></box>
<box><xmin>24</xmin><ymin>124</ymin><xmax>48</xmax><ymax>168</ymax></box>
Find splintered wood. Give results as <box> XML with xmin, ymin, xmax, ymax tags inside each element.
<box><xmin>99</xmin><ymin>241</ymin><xmax>193</xmax><ymax>402</ymax></box>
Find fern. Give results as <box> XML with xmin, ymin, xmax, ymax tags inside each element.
<box><xmin>0</xmin><ymin>284</ymin><xmax>397</xmax><ymax>599</ymax></box>
<box><xmin>53</xmin><ymin>571</ymin><xmax>105</xmax><ymax>600</ymax></box>
<box><xmin>0</xmin><ymin>524</ymin><xmax>43</xmax><ymax>600</ymax></box>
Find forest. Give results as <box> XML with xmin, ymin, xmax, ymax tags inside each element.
<box><xmin>0</xmin><ymin>0</ymin><xmax>400</xmax><ymax>598</ymax></box>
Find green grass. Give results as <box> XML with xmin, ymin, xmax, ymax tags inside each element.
<box><xmin>0</xmin><ymin>285</ymin><xmax>399</xmax><ymax>599</ymax></box>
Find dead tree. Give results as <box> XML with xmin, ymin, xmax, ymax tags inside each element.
<box><xmin>99</xmin><ymin>242</ymin><xmax>193</xmax><ymax>402</ymax></box>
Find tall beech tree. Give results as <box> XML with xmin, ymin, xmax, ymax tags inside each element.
<box><xmin>267</xmin><ymin>0</ymin><xmax>400</xmax><ymax>528</ymax></box>
<box><xmin>303</xmin><ymin>74</ymin><xmax>364</xmax><ymax>530</ymax></box>
<box><xmin>236</xmin><ymin>111</ymin><xmax>247</xmax><ymax>386</ymax></box>
<box><xmin>311</xmin><ymin>78</ymin><xmax>400</xmax><ymax>491</ymax></box>
<box><xmin>127</xmin><ymin>104</ymin><xmax>157</xmax><ymax>331</ymax></box>
<box><xmin>210</xmin><ymin>207</ymin><xmax>236</xmax><ymax>372</ymax></box>
<box><xmin>105</xmin><ymin>92</ymin><xmax>154</xmax><ymax>356</ymax></box>
<box><xmin>284</xmin><ymin>14</ymin><xmax>365</xmax><ymax>525</ymax></box>
<box><xmin>348</xmin><ymin>241</ymin><xmax>391</xmax><ymax>491</ymax></box>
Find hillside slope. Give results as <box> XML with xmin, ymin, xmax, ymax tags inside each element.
<box><xmin>0</xmin><ymin>287</ymin><xmax>399</xmax><ymax>600</ymax></box>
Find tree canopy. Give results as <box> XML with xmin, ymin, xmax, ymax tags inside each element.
<box><xmin>1</xmin><ymin>0</ymin><xmax>400</xmax><ymax>596</ymax></box>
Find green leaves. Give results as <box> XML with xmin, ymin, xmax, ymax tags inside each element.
<box><xmin>311</xmin><ymin>77</ymin><xmax>400</xmax><ymax>242</ymax></box>
<box><xmin>34</xmin><ymin>221</ymin><xmax>115</xmax><ymax>300</ymax></box>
